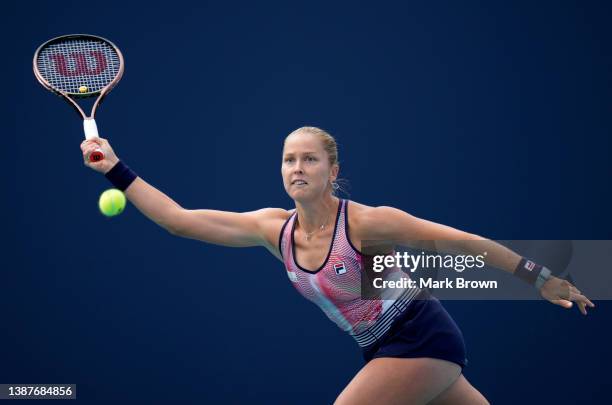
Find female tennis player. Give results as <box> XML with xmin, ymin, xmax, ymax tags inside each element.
<box><xmin>81</xmin><ymin>126</ymin><xmax>594</xmax><ymax>404</ymax></box>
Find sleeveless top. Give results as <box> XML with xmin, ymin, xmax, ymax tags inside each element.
<box><xmin>279</xmin><ymin>199</ymin><xmax>421</xmax><ymax>348</ymax></box>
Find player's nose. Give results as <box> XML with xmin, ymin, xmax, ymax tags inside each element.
<box><xmin>293</xmin><ymin>161</ymin><xmax>304</xmax><ymax>174</ymax></box>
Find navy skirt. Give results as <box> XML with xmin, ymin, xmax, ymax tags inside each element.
<box><xmin>362</xmin><ymin>290</ymin><xmax>468</xmax><ymax>370</ymax></box>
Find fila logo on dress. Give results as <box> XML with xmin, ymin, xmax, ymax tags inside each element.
<box><xmin>334</xmin><ymin>262</ymin><xmax>347</xmax><ymax>275</ymax></box>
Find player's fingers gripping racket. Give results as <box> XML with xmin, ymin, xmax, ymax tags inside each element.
<box><xmin>33</xmin><ymin>34</ymin><xmax>124</xmax><ymax>162</ymax></box>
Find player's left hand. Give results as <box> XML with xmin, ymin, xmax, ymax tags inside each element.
<box><xmin>539</xmin><ymin>276</ymin><xmax>595</xmax><ymax>315</ymax></box>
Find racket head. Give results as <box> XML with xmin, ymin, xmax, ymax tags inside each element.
<box><xmin>33</xmin><ymin>34</ymin><xmax>124</xmax><ymax>101</ymax></box>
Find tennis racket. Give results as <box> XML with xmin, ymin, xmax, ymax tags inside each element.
<box><xmin>33</xmin><ymin>34</ymin><xmax>124</xmax><ymax>162</ymax></box>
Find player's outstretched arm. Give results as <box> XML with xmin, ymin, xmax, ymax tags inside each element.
<box><xmin>356</xmin><ymin>206</ymin><xmax>521</xmax><ymax>270</ymax></box>
<box><xmin>81</xmin><ymin>138</ymin><xmax>288</xmax><ymax>249</ymax></box>
<box><xmin>356</xmin><ymin>206</ymin><xmax>595</xmax><ymax>315</ymax></box>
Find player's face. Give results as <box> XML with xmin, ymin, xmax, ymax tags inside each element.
<box><xmin>282</xmin><ymin>133</ymin><xmax>338</xmax><ymax>202</ymax></box>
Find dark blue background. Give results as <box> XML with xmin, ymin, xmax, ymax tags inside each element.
<box><xmin>3</xmin><ymin>1</ymin><xmax>610</xmax><ymax>403</ymax></box>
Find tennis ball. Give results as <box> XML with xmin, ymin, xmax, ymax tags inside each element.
<box><xmin>79</xmin><ymin>85</ymin><xmax>88</xmax><ymax>93</ymax></box>
<box><xmin>98</xmin><ymin>189</ymin><xmax>126</xmax><ymax>217</ymax></box>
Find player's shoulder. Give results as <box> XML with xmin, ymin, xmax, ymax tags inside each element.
<box><xmin>251</xmin><ymin>207</ymin><xmax>293</xmax><ymax>221</ymax></box>
<box><xmin>346</xmin><ymin>201</ymin><xmax>405</xmax><ymax>236</ymax></box>
<box><xmin>346</xmin><ymin>200</ymin><xmax>400</xmax><ymax>222</ymax></box>
<box><xmin>249</xmin><ymin>208</ymin><xmax>293</xmax><ymax>234</ymax></box>
<box><xmin>250</xmin><ymin>208</ymin><xmax>294</xmax><ymax>255</ymax></box>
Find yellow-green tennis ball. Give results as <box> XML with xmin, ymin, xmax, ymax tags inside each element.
<box><xmin>79</xmin><ymin>85</ymin><xmax>88</xmax><ymax>93</ymax></box>
<box><xmin>98</xmin><ymin>189</ymin><xmax>126</xmax><ymax>217</ymax></box>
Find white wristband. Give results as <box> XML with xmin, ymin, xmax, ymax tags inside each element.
<box><xmin>535</xmin><ymin>267</ymin><xmax>552</xmax><ymax>289</ymax></box>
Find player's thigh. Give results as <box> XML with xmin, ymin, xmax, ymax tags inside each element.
<box><xmin>334</xmin><ymin>357</ymin><xmax>461</xmax><ymax>405</ymax></box>
<box><xmin>428</xmin><ymin>374</ymin><xmax>489</xmax><ymax>405</ymax></box>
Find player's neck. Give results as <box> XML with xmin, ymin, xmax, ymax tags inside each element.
<box><xmin>295</xmin><ymin>195</ymin><xmax>339</xmax><ymax>234</ymax></box>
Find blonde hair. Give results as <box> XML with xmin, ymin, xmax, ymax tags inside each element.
<box><xmin>285</xmin><ymin>126</ymin><xmax>346</xmax><ymax>195</ymax></box>
<box><xmin>285</xmin><ymin>126</ymin><xmax>339</xmax><ymax>166</ymax></box>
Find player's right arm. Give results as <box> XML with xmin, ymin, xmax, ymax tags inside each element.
<box><xmin>81</xmin><ymin>138</ymin><xmax>289</xmax><ymax>252</ymax></box>
<box><xmin>124</xmin><ymin>176</ymin><xmax>287</xmax><ymax>249</ymax></box>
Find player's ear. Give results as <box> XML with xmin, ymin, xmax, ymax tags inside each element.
<box><xmin>330</xmin><ymin>163</ymin><xmax>339</xmax><ymax>182</ymax></box>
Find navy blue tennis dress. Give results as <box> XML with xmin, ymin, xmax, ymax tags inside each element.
<box><xmin>279</xmin><ymin>199</ymin><xmax>468</xmax><ymax>369</ymax></box>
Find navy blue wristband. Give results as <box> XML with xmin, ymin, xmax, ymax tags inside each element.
<box><xmin>105</xmin><ymin>161</ymin><xmax>137</xmax><ymax>191</ymax></box>
<box><xmin>514</xmin><ymin>258</ymin><xmax>543</xmax><ymax>286</ymax></box>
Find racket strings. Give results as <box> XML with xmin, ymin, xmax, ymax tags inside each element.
<box><xmin>36</xmin><ymin>39</ymin><xmax>121</xmax><ymax>95</ymax></box>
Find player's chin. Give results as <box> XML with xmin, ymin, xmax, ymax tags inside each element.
<box><xmin>286</xmin><ymin>186</ymin><xmax>315</xmax><ymax>202</ymax></box>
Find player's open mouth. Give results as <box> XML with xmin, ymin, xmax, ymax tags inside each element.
<box><xmin>292</xmin><ymin>180</ymin><xmax>308</xmax><ymax>185</ymax></box>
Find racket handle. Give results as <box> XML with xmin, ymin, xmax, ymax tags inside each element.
<box><xmin>83</xmin><ymin>118</ymin><xmax>105</xmax><ymax>162</ymax></box>
<box><xmin>89</xmin><ymin>149</ymin><xmax>105</xmax><ymax>162</ymax></box>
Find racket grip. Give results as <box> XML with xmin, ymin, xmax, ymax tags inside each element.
<box><xmin>83</xmin><ymin>118</ymin><xmax>105</xmax><ymax>162</ymax></box>
<box><xmin>83</xmin><ymin>118</ymin><xmax>99</xmax><ymax>139</ymax></box>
